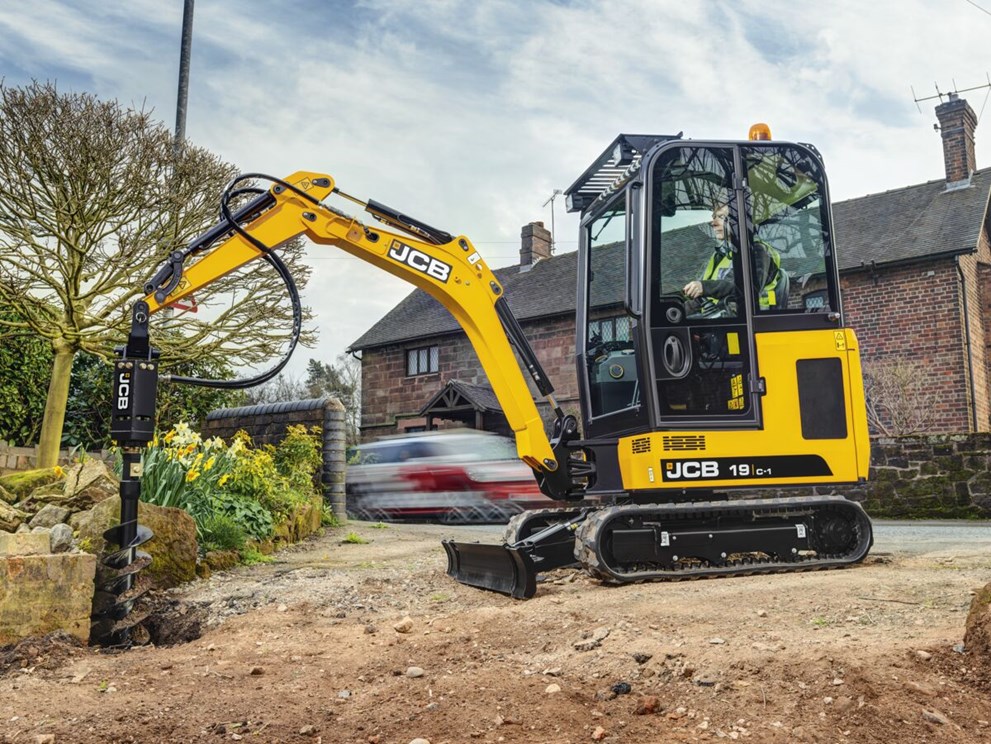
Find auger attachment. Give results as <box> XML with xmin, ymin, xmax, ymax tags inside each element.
<box><xmin>90</xmin><ymin>302</ymin><xmax>158</xmax><ymax>647</ymax></box>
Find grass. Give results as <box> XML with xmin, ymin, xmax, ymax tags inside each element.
<box><xmin>342</xmin><ymin>531</ymin><xmax>369</xmax><ymax>544</ymax></box>
<box><xmin>240</xmin><ymin>546</ymin><xmax>275</xmax><ymax>565</ymax></box>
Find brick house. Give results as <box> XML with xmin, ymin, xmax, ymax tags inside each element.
<box><xmin>349</xmin><ymin>95</ymin><xmax>991</xmax><ymax>439</ymax></box>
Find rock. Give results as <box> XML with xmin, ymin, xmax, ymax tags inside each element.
<box><xmin>364</xmin><ymin>624</ymin><xmax>377</xmax><ymax>634</ymax></box>
<box><xmin>408</xmin><ymin>739</ymin><xmax>431</xmax><ymax>744</ymax></box>
<box><xmin>632</xmin><ymin>652</ymin><xmax>652</xmax><ymax>664</ymax></box>
<box><xmin>74</xmin><ymin>496</ymin><xmax>197</xmax><ymax>589</ymax></box>
<box><xmin>545</xmin><ymin>683</ymin><xmax>561</xmax><ymax>694</ymax></box>
<box><xmin>916</xmin><ymin>650</ymin><xmax>933</xmax><ymax>661</ymax></box>
<box><xmin>963</xmin><ymin>582</ymin><xmax>991</xmax><ymax>666</ymax></box>
<box><xmin>575</xmin><ymin>626</ymin><xmax>610</xmax><ymax>652</ymax></box>
<box><xmin>61</xmin><ymin>460</ymin><xmax>117</xmax><ymax>510</ymax></box>
<box><xmin>33</xmin><ymin>735</ymin><xmax>55</xmax><ymax>744</ymax></box>
<box><xmin>923</xmin><ymin>709</ymin><xmax>951</xmax><ymax>725</ymax></box>
<box><xmin>299</xmin><ymin>725</ymin><xmax>316</xmax><ymax>735</ymax></box>
<box><xmin>611</xmin><ymin>682</ymin><xmax>632</xmax><ymax>695</ymax></box>
<box><xmin>29</xmin><ymin>504</ymin><xmax>71</xmax><ymax>530</ymax></box>
<box><xmin>0</xmin><ymin>468</ymin><xmax>63</xmax><ymax>501</ymax></box>
<box><xmin>16</xmin><ymin>523</ymin><xmax>30</xmax><ymax>533</ymax></box>
<box><xmin>0</xmin><ymin>500</ymin><xmax>28</xmax><ymax>532</ymax></box>
<box><xmin>592</xmin><ymin>725</ymin><xmax>607</xmax><ymax>740</ymax></box>
<box><xmin>338</xmin><ymin>690</ymin><xmax>351</xmax><ymax>698</ymax></box>
<box><xmin>49</xmin><ymin>523</ymin><xmax>73</xmax><ymax>553</ymax></box>
<box><xmin>406</xmin><ymin>666</ymin><xmax>425</xmax><ymax>678</ymax></box>
<box><xmin>0</xmin><ymin>483</ymin><xmax>15</xmax><ymax>504</ymax></box>
<box><xmin>249</xmin><ymin>666</ymin><xmax>265</xmax><ymax>675</ymax></box>
<box><xmin>542</xmin><ymin>667</ymin><xmax>562</xmax><ymax>676</ymax></box>
<box><xmin>634</xmin><ymin>695</ymin><xmax>660</xmax><ymax>715</ymax></box>
<box><xmin>393</xmin><ymin>616</ymin><xmax>414</xmax><ymax>633</ymax></box>
<box><xmin>756</xmin><ymin>609</ymin><xmax>768</xmax><ymax>617</ymax></box>
<box><xmin>709</xmin><ymin>637</ymin><xmax>726</xmax><ymax>645</ymax></box>
<box><xmin>595</xmin><ymin>688</ymin><xmax>617</xmax><ymax>701</ymax></box>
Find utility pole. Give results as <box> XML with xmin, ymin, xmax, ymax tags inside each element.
<box><xmin>175</xmin><ymin>0</ymin><xmax>195</xmax><ymax>149</ymax></box>
<box><xmin>542</xmin><ymin>188</ymin><xmax>562</xmax><ymax>252</ymax></box>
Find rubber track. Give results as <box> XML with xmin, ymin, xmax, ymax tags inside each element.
<box><xmin>575</xmin><ymin>495</ymin><xmax>873</xmax><ymax>585</ymax></box>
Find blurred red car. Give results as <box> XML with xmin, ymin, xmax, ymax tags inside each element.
<box><xmin>345</xmin><ymin>430</ymin><xmax>557</xmax><ymax>523</ymax></box>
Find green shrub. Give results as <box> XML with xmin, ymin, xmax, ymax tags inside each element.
<box><xmin>199</xmin><ymin>513</ymin><xmax>247</xmax><ymax>552</ymax></box>
<box><xmin>274</xmin><ymin>424</ymin><xmax>322</xmax><ymax>493</ymax></box>
<box><xmin>214</xmin><ymin>494</ymin><xmax>274</xmax><ymax>540</ymax></box>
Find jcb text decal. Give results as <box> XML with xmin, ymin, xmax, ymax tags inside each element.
<box><xmin>116</xmin><ymin>371</ymin><xmax>132</xmax><ymax>411</ymax></box>
<box><xmin>661</xmin><ymin>455</ymin><xmax>833</xmax><ymax>482</ymax></box>
<box><xmin>388</xmin><ymin>240</ymin><xmax>452</xmax><ymax>283</ymax></box>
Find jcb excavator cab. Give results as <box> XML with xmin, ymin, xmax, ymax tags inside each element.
<box><xmin>567</xmin><ymin>134</ymin><xmax>869</xmax><ymax>498</ymax></box>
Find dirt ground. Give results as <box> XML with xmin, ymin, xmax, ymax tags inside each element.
<box><xmin>2</xmin><ymin>520</ymin><xmax>991</xmax><ymax>744</ymax></box>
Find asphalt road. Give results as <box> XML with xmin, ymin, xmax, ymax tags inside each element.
<box><xmin>871</xmin><ymin>519</ymin><xmax>991</xmax><ymax>556</ymax></box>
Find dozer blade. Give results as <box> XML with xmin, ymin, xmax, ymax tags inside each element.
<box><xmin>443</xmin><ymin>510</ymin><xmax>590</xmax><ymax>598</ymax></box>
<box><xmin>442</xmin><ymin>539</ymin><xmax>538</xmax><ymax>599</ymax></box>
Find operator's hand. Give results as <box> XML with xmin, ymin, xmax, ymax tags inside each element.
<box><xmin>683</xmin><ymin>280</ymin><xmax>703</xmax><ymax>299</ymax></box>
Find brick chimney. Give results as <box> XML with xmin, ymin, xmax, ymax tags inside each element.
<box><xmin>520</xmin><ymin>221</ymin><xmax>552</xmax><ymax>272</ymax></box>
<box><xmin>935</xmin><ymin>93</ymin><xmax>977</xmax><ymax>188</ymax></box>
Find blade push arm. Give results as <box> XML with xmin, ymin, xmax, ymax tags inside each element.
<box><xmin>144</xmin><ymin>171</ymin><xmax>565</xmax><ymax>477</ymax></box>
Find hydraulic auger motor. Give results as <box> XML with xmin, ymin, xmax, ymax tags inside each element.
<box><xmin>90</xmin><ymin>302</ymin><xmax>158</xmax><ymax>646</ymax></box>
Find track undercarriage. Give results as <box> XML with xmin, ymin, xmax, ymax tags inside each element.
<box><xmin>443</xmin><ymin>495</ymin><xmax>873</xmax><ymax>599</ymax></box>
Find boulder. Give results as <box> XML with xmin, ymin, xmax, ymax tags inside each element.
<box><xmin>0</xmin><ymin>500</ymin><xmax>28</xmax><ymax>532</ymax></box>
<box><xmin>0</xmin><ymin>483</ymin><xmax>15</xmax><ymax>504</ymax></box>
<box><xmin>50</xmin><ymin>523</ymin><xmax>73</xmax><ymax>553</ymax></box>
<box><xmin>0</xmin><ymin>468</ymin><xmax>64</xmax><ymax>500</ymax></box>
<box><xmin>75</xmin><ymin>496</ymin><xmax>198</xmax><ymax>589</ymax></box>
<box><xmin>963</xmin><ymin>582</ymin><xmax>991</xmax><ymax>667</ymax></box>
<box><xmin>29</xmin><ymin>503</ymin><xmax>72</xmax><ymax>529</ymax></box>
<box><xmin>61</xmin><ymin>459</ymin><xmax>118</xmax><ymax>510</ymax></box>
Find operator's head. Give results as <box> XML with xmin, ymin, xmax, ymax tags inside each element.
<box><xmin>710</xmin><ymin>191</ymin><xmax>731</xmax><ymax>245</ymax></box>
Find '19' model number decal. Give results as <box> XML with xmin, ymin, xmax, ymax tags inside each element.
<box><xmin>388</xmin><ymin>240</ymin><xmax>452</xmax><ymax>283</ymax></box>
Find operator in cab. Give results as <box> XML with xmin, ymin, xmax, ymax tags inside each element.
<box><xmin>682</xmin><ymin>194</ymin><xmax>783</xmax><ymax>316</ymax></box>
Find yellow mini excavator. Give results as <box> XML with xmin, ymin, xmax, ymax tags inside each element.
<box><xmin>95</xmin><ymin>130</ymin><xmax>872</xmax><ymax>644</ymax></box>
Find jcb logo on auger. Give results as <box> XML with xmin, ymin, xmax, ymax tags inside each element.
<box><xmin>116</xmin><ymin>371</ymin><xmax>131</xmax><ymax>411</ymax></box>
<box><xmin>388</xmin><ymin>240</ymin><xmax>451</xmax><ymax>282</ymax></box>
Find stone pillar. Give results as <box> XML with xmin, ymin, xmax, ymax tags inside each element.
<box><xmin>322</xmin><ymin>398</ymin><xmax>348</xmax><ymax>521</ymax></box>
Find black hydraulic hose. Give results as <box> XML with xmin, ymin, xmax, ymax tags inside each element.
<box><xmin>165</xmin><ymin>172</ymin><xmax>315</xmax><ymax>390</ymax></box>
<box><xmin>167</xmin><ymin>250</ymin><xmax>301</xmax><ymax>389</ymax></box>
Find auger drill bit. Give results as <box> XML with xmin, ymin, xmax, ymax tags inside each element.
<box><xmin>91</xmin><ymin>302</ymin><xmax>158</xmax><ymax>647</ymax></box>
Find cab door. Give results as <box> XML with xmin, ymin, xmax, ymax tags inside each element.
<box><xmin>647</xmin><ymin>144</ymin><xmax>761</xmax><ymax>428</ymax></box>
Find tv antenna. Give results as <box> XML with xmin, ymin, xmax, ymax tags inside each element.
<box><xmin>912</xmin><ymin>75</ymin><xmax>991</xmax><ymax>123</ymax></box>
<box><xmin>542</xmin><ymin>188</ymin><xmax>563</xmax><ymax>252</ymax></box>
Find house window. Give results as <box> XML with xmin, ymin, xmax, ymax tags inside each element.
<box><xmin>589</xmin><ymin>316</ymin><xmax>632</xmax><ymax>344</ymax></box>
<box><xmin>406</xmin><ymin>346</ymin><xmax>439</xmax><ymax>376</ymax></box>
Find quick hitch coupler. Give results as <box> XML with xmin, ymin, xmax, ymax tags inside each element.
<box><xmin>90</xmin><ymin>302</ymin><xmax>158</xmax><ymax>647</ymax></box>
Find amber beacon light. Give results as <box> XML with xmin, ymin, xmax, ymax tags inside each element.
<box><xmin>748</xmin><ymin>122</ymin><xmax>772</xmax><ymax>140</ymax></box>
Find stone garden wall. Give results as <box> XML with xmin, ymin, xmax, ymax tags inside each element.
<box><xmin>747</xmin><ymin>434</ymin><xmax>991</xmax><ymax>519</ymax></box>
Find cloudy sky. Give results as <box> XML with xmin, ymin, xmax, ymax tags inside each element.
<box><xmin>1</xmin><ymin>0</ymin><xmax>989</xmax><ymax>375</ymax></box>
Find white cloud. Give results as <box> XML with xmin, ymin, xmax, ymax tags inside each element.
<box><xmin>2</xmin><ymin>0</ymin><xmax>990</xmax><ymax>376</ymax></box>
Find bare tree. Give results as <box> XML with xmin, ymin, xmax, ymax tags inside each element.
<box><xmin>241</xmin><ymin>373</ymin><xmax>310</xmax><ymax>406</ymax></box>
<box><xmin>862</xmin><ymin>358</ymin><xmax>941</xmax><ymax>437</ymax></box>
<box><xmin>0</xmin><ymin>82</ymin><xmax>313</xmax><ymax>465</ymax></box>
<box><xmin>306</xmin><ymin>355</ymin><xmax>361</xmax><ymax>446</ymax></box>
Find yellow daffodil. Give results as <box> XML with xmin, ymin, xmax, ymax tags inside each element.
<box><xmin>185</xmin><ymin>468</ymin><xmax>201</xmax><ymax>483</ymax></box>
<box><xmin>204</xmin><ymin>456</ymin><xmax>216</xmax><ymax>471</ymax></box>
<box><xmin>163</xmin><ymin>430</ymin><xmax>175</xmax><ymax>444</ymax></box>
<box><xmin>53</xmin><ymin>465</ymin><xmax>65</xmax><ymax>478</ymax></box>
<box><xmin>218</xmin><ymin>473</ymin><xmax>230</xmax><ymax>487</ymax></box>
